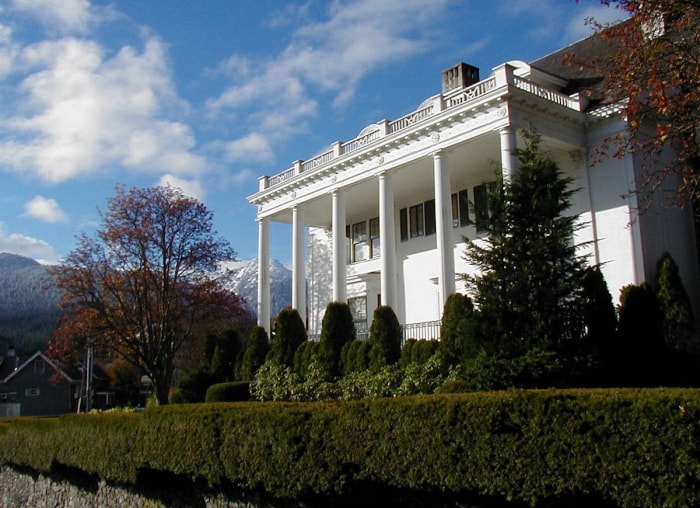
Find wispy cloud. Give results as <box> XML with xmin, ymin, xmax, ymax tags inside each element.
<box><xmin>0</xmin><ymin>222</ymin><xmax>58</xmax><ymax>262</ymax></box>
<box><xmin>208</xmin><ymin>0</ymin><xmax>449</xmax><ymax>161</ymax></box>
<box><xmin>157</xmin><ymin>174</ymin><xmax>206</xmax><ymax>202</ymax></box>
<box><xmin>23</xmin><ymin>195</ymin><xmax>68</xmax><ymax>223</ymax></box>
<box><xmin>566</xmin><ymin>4</ymin><xmax>630</xmax><ymax>41</ymax></box>
<box><xmin>10</xmin><ymin>0</ymin><xmax>114</xmax><ymax>36</ymax></box>
<box><xmin>225</xmin><ymin>132</ymin><xmax>275</xmax><ymax>163</ymax></box>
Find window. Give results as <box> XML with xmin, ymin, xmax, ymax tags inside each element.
<box><xmin>409</xmin><ymin>203</ymin><xmax>424</xmax><ymax>237</ymax></box>
<box><xmin>369</xmin><ymin>217</ymin><xmax>380</xmax><ymax>258</ymax></box>
<box><xmin>400</xmin><ymin>208</ymin><xmax>408</xmax><ymax>241</ymax></box>
<box><xmin>474</xmin><ymin>183</ymin><xmax>494</xmax><ymax>232</ymax></box>
<box><xmin>345</xmin><ymin>225</ymin><xmax>351</xmax><ymax>264</ymax></box>
<box><xmin>352</xmin><ymin>221</ymin><xmax>368</xmax><ymax>262</ymax></box>
<box><xmin>452</xmin><ymin>189</ymin><xmax>470</xmax><ymax>227</ymax></box>
<box><xmin>348</xmin><ymin>218</ymin><xmax>380</xmax><ymax>263</ymax></box>
<box><xmin>401</xmin><ymin>199</ymin><xmax>437</xmax><ymax>241</ymax></box>
<box><xmin>25</xmin><ymin>388</ymin><xmax>40</xmax><ymax>396</ymax></box>
<box><xmin>424</xmin><ymin>199</ymin><xmax>436</xmax><ymax>236</ymax></box>
<box><xmin>348</xmin><ymin>296</ymin><xmax>368</xmax><ymax>333</ymax></box>
<box><xmin>33</xmin><ymin>358</ymin><xmax>45</xmax><ymax>374</ymax></box>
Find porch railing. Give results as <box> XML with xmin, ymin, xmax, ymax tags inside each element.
<box><xmin>307</xmin><ymin>320</ymin><xmax>441</xmax><ymax>346</ymax></box>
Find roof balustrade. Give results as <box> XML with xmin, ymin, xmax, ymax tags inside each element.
<box><xmin>258</xmin><ymin>64</ymin><xmax>583</xmax><ymax>192</ymax></box>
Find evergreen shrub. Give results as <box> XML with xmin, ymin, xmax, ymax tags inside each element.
<box><xmin>293</xmin><ymin>340</ymin><xmax>319</xmax><ymax>378</ymax></box>
<box><xmin>240</xmin><ymin>326</ymin><xmax>270</xmax><ymax>381</ymax></box>
<box><xmin>270</xmin><ymin>308</ymin><xmax>307</xmax><ymax>368</ymax></box>
<box><xmin>439</xmin><ymin>293</ymin><xmax>475</xmax><ymax>372</ymax></box>
<box><xmin>400</xmin><ymin>339</ymin><xmax>439</xmax><ymax>368</ymax></box>
<box><xmin>340</xmin><ymin>339</ymin><xmax>371</xmax><ymax>375</ymax></box>
<box><xmin>1</xmin><ymin>389</ymin><xmax>699</xmax><ymax>507</ymax></box>
<box><xmin>205</xmin><ymin>381</ymin><xmax>251</xmax><ymax>402</ymax></box>
<box><xmin>655</xmin><ymin>252</ymin><xmax>696</xmax><ymax>352</ymax></box>
<box><xmin>319</xmin><ymin>301</ymin><xmax>356</xmax><ymax>378</ymax></box>
<box><xmin>368</xmin><ymin>305</ymin><xmax>402</xmax><ymax>371</ymax></box>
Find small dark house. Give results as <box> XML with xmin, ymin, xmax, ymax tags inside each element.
<box><xmin>0</xmin><ymin>346</ymin><xmax>78</xmax><ymax>416</ymax></box>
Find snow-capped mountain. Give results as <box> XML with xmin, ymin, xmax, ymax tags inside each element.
<box><xmin>222</xmin><ymin>258</ymin><xmax>292</xmax><ymax>318</ymax></box>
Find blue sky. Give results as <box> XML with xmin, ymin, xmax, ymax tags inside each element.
<box><xmin>0</xmin><ymin>0</ymin><xmax>625</xmax><ymax>265</ymax></box>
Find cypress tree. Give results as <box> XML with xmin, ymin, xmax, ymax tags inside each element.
<box><xmin>439</xmin><ymin>292</ymin><xmax>475</xmax><ymax>373</ymax></box>
<box><xmin>319</xmin><ymin>301</ymin><xmax>356</xmax><ymax>378</ymax></box>
<box><xmin>464</xmin><ymin>130</ymin><xmax>588</xmax><ymax>357</ymax></box>
<box><xmin>241</xmin><ymin>326</ymin><xmax>270</xmax><ymax>381</ymax></box>
<box><xmin>655</xmin><ymin>252</ymin><xmax>696</xmax><ymax>352</ymax></box>
<box><xmin>368</xmin><ymin>305</ymin><xmax>402</xmax><ymax>370</ymax></box>
<box><xmin>210</xmin><ymin>329</ymin><xmax>242</xmax><ymax>382</ymax></box>
<box><xmin>271</xmin><ymin>308</ymin><xmax>307</xmax><ymax>368</ymax></box>
<box><xmin>617</xmin><ymin>282</ymin><xmax>665</xmax><ymax>385</ymax></box>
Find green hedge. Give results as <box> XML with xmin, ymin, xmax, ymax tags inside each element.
<box><xmin>205</xmin><ymin>381</ymin><xmax>251</xmax><ymax>402</ymax></box>
<box><xmin>1</xmin><ymin>388</ymin><xmax>699</xmax><ymax>506</ymax></box>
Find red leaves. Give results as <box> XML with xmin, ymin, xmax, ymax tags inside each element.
<box><xmin>48</xmin><ymin>184</ymin><xmax>246</xmax><ymax>404</ymax></box>
<box><xmin>570</xmin><ymin>0</ymin><xmax>700</xmax><ymax>205</ymax></box>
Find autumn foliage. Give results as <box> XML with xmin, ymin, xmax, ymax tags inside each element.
<box><xmin>574</xmin><ymin>0</ymin><xmax>700</xmax><ymax>207</ymax></box>
<box><xmin>49</xmin><ymin>185</ymin><xmax>247</xmax><ymax>405</ymax></box>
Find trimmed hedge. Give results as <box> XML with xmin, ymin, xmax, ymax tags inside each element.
<box><xmin>1</xmin><ymin>388</ymin><xmax>699</xmax><ymax>506</ymax></box>
<box><xmin>205</xmin><ymin>381</ymin><xmax>251</xmax><ymax>402</ymax></box>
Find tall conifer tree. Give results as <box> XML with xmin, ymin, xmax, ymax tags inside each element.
<box><xmin>465</xmin><ymin>131</ymin><xmax>589</xmax><ymax>356</ymax></box>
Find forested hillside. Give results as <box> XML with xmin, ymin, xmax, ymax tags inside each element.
<box><xmin>0</xmin><ymin>253</ymin><xmax>62</xmax><ymax>354</ymax></box>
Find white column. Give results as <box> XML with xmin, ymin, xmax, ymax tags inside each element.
<box><xmin>256</xmin><ymin>217</ymin><xmax>271</xmax><ymax>334</ymax></box>
<box><xmin>433</xmin><ymin>151</ymin><xmax>455</xmax><ymax>306</ymax></box>
<box><xmin>292</xmin><ymin>206</ymin><xmax>306</xmax><ymax>323</ymax></box>
<box><xmin>500</xmin><ymin>126</ymin><xmax>518</xmax><ymax>181</ymax></box>
<box><xmin>379</xmin><ymin>172</ymin><xmax>397</xmax><ymax>310</ymax></box>
<box><xmin>332</xmin><ymin>189</ymin><xmax>347</xmax><ymax>302</ymax></box>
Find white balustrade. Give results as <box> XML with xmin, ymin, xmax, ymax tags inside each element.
<box><xmin>261</xmin><ymin>70</ymin><xmax>582</xmax><ymax>190</ymax></box>
<box><xmin>512</xmin><ymin>76</ymin><xmax>581</xmax><ymax>111</ymax></box>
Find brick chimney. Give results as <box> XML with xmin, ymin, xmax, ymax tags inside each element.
<box><xmin>442</xmin><ymin>62</ymin><xmax>480</xmax><ymax>93</ymax></box>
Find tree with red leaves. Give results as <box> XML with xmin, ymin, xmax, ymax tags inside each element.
<box><xmin>49</xmin><ymin>185</ymin><xmax>247</xmax><ymax>405</ymax></box>
<box><xmin>574</xmin><ymin>0</ymin><xmax>700</xmax><ymax>207</ymax></box>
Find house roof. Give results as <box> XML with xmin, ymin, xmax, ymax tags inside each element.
<box><xmin>1</xmin><ymin>350</ymin><xmax>76</xmax><ymax>384</ymax></box>
<box><xmin>530</xmin><ymin>24</ymin><xmax>625</xmax><ymax>111</ymax></box>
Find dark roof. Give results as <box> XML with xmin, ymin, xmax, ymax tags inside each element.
<box><xmin>0</xmin><ymin>351</ymin><xmax>75</xmax><ymax>384</ymax></box>
<box><xmin>530</xmin><ymin>25</ymin><xmax>625</xmax><ymax>110</ymax></box>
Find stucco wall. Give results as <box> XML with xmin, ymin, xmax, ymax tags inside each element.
<box><xmin>0</xmin><ymin>465</ymin><xmax>270</xmax><ymax>508</ymax></box>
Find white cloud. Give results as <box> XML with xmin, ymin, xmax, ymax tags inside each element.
<box><xmin>225</xmin><ymin>133</ymin><xmax>275</xmax><ymax>163</ymax></box>
<box><xmin>208</xmin><ymin>0</ymin><xmax>448</xmax><ymax>144</ymax></box>
<box><xmin>229</xmin><ymin>168</ymin><xmax>254</xmax><ymax>186</ymax></box>
<box><xmin>0</xmin><ymin>22</ymin><xmax>18</xmax><ymax>78</ymax></box>
<box><xmin>157</xmin><ymin>174</ymin><xmax>205</xmax><ymax>202</ymax></box>
<box><xmin>566</xmin><ymin>5</ymin><xmax>630</xmax><ymax>41</ymax></box>
<box><xmin>23</xmin><ymin>195</ymin><xmax>68</xmax><ymax>223</ymax></box>
<box><xmin>0</xmin><ymin>36</ymin><xmax>206</xmax><ymax>182</ymax></box>
<box><xmin>11</xmin><ymin>0</ymin><xmax>93</xmax><ymax>35</ymax></box>
<box><xmin>0</xmin><ymin>222</ymin><xmax>58</xmax><ymax>263</ymax></box>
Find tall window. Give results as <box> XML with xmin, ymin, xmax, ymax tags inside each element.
<box><xmin>352</xmin><ymin>221</ymin><xmax>368</xmax><ymax>262</ymax></box>
<box><xmin>474</xmin><ymin>183</ymin><xmax>493</xmax><ymax>232</ymax></box>
<box><xmin>348</xmin><ymin>218</ymin><xmax>380</xmax><ymax>263</ymax></box>
<box><xmin>409</xmin><ymin>203</ymin><xmax>424</xmax><ymax>238</ymax></box>
<box><xmin>369</xmin><ymin>217</ymin><xmax>380</xmax><ymax>258</ymax></box>
<box><xmin>400</xmin><ymin>208</ymin><xmax>408</xmax><ymax>241</ymax></box>
<box><xmin>424</xmin><ymin>199</ymin><xmax>436</xmax><ymax>236</ymax></box>
<box><xmin>451</xmin><ymin>189</ymin><xmax>470</xmax><ymax>227</ymax></box>
<box><xmin>348</xmin><ymin>296</ymin><xmax>368</xmax><ymax>333</ymax></box>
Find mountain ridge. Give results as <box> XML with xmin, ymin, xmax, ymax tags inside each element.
<box><xmin>0</xmin><ymin>253</ymin><xmax>291</xmax><ymax>352</ymax></box>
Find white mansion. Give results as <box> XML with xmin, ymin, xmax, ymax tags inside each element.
<box><xmin>248</xmin><ymin>33</ymin><xmax>699</xmax><ymax>338</ymax></box>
